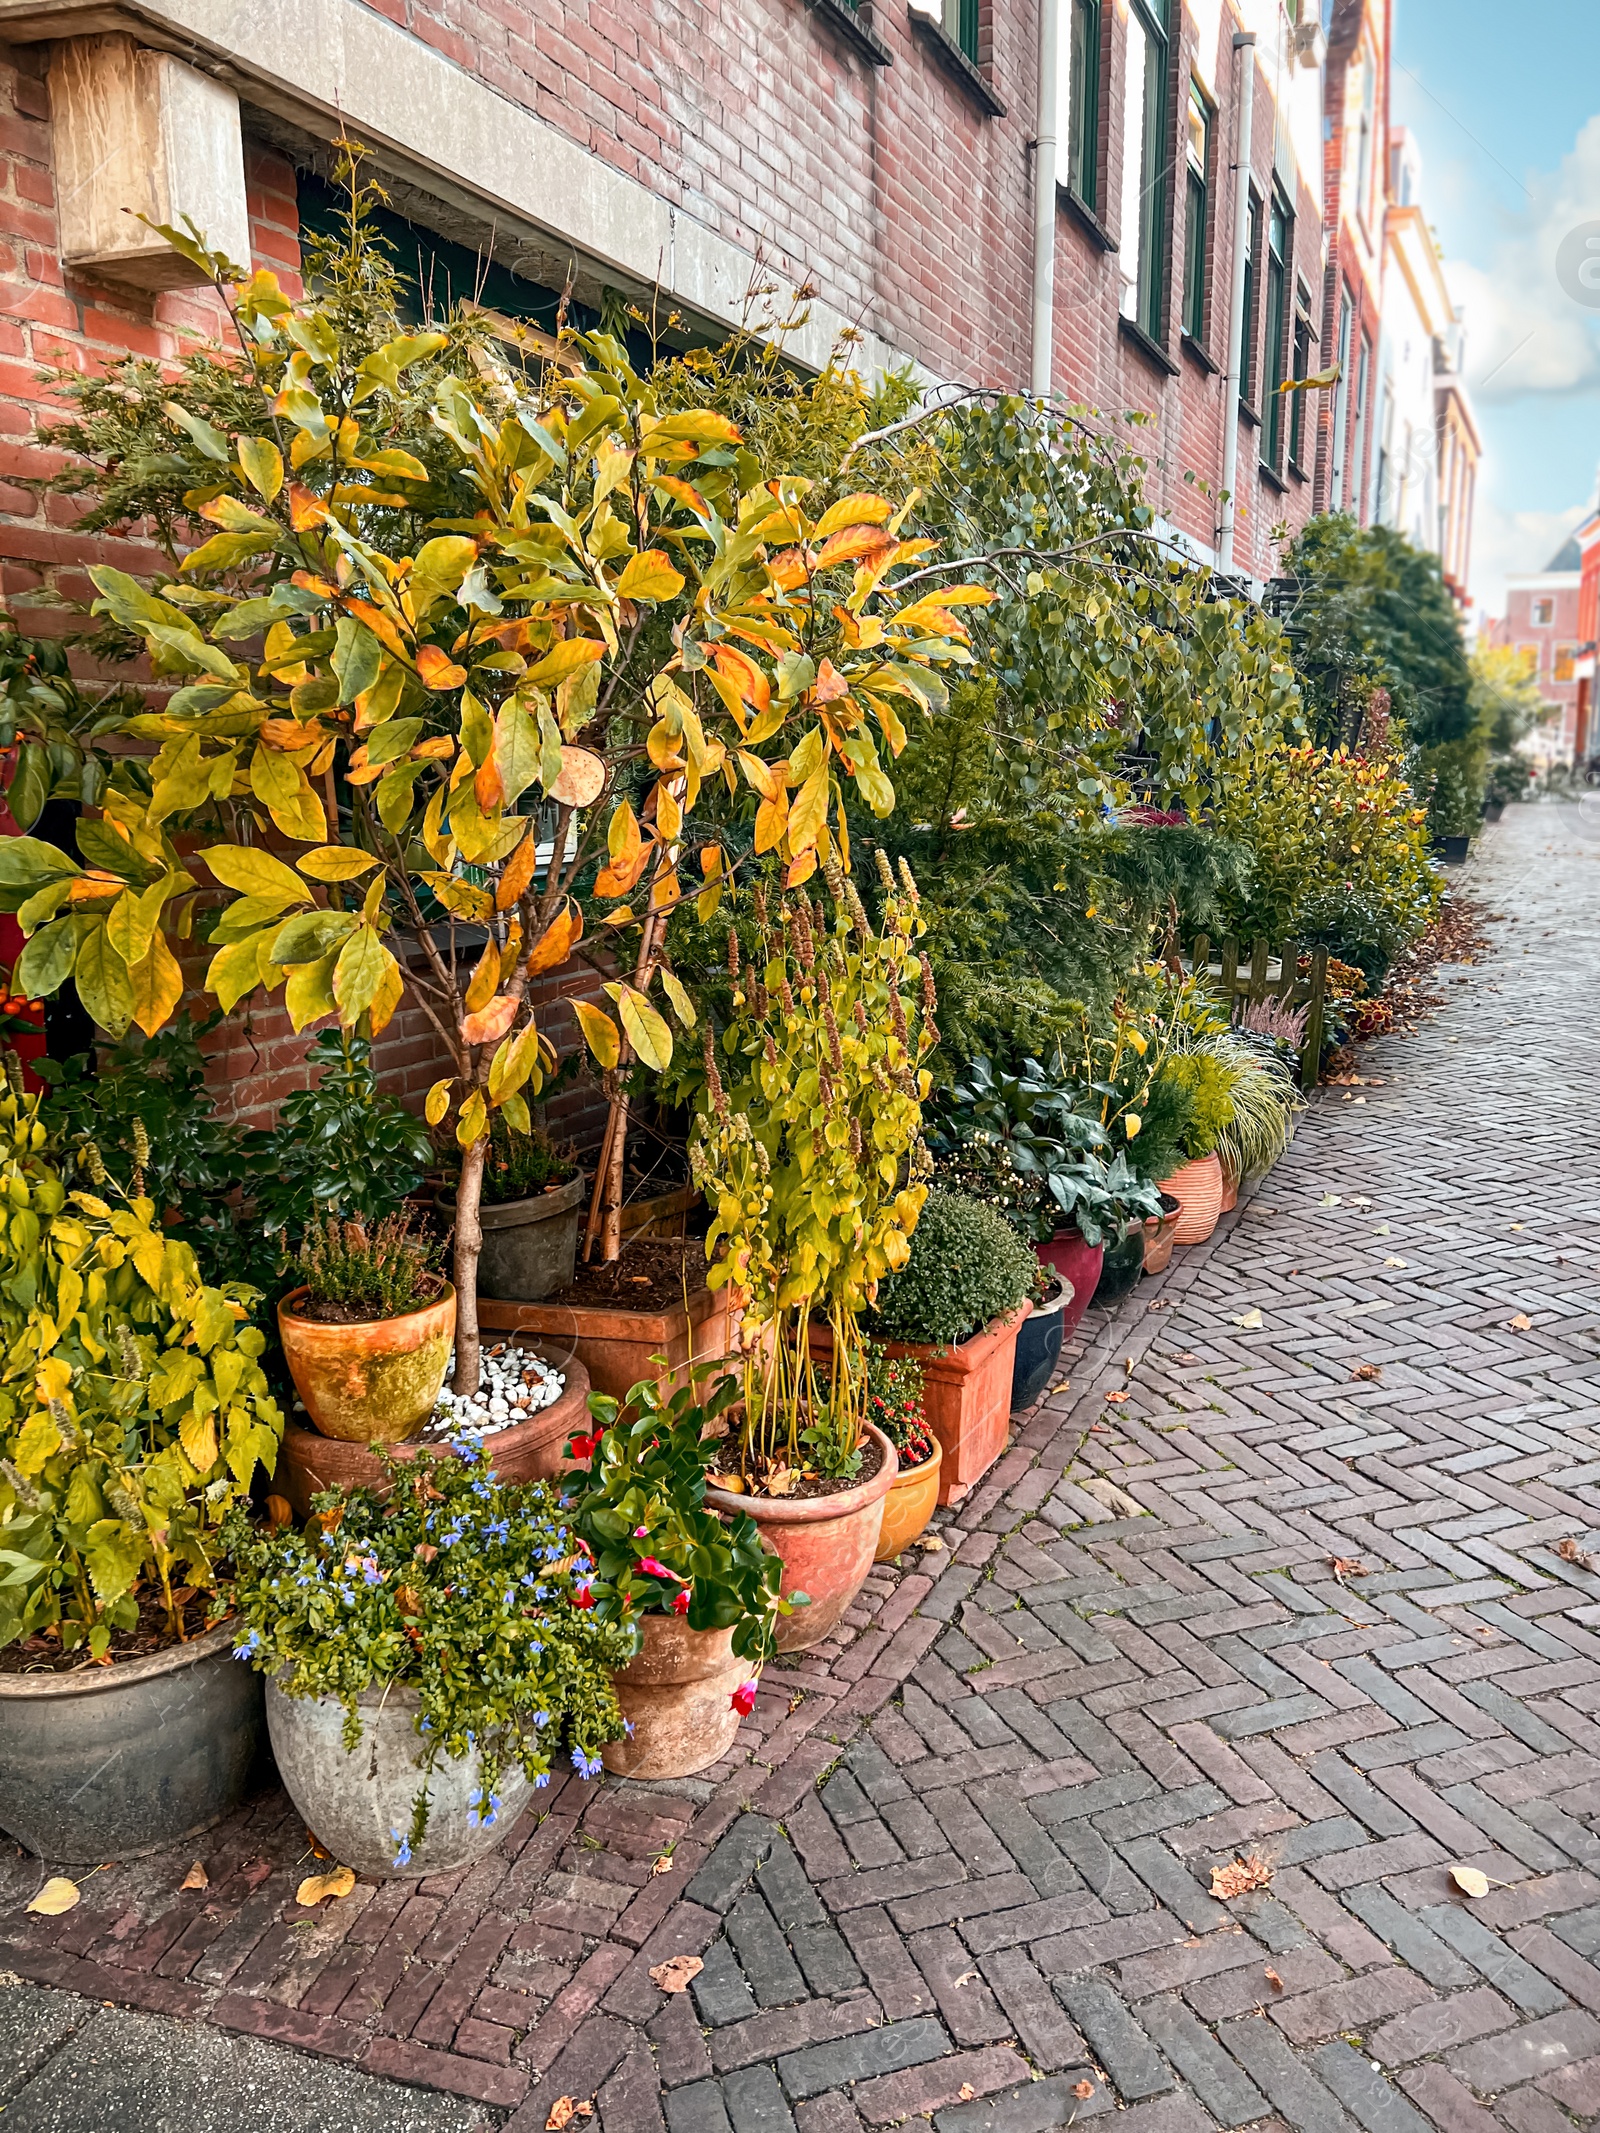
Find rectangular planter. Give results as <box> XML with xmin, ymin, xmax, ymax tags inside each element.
<box><xmin>478</xmin><ymin>1281</ymin><xmax>737</xmax><ymax>1403</ymax></box>
<box><xmin>812</xmin><ymin>1307</ymin><xmax>1029</xmax><ymax>1507</ymax></box>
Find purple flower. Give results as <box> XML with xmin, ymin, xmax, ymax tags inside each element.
<box><xmin>571</xmin><ymin>1746</ymin><xmax>603</xmax><ymax>1781</ymax></box>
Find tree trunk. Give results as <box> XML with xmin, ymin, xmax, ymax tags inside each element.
<box><xmin>602</xmin><ymin>1084</ymin><xmax>628</xmax><ymax>1261</ymax></box>
<box><xmin>451</xmin><ymin>1133</ymin><xmax>488</xmax><ymax>1394</ymax></box>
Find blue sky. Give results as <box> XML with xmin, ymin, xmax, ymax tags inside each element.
<box><xmin>1391</xmin><ymin>0</ymin><xmax>1600</xmax><ymax>615</ymax></box>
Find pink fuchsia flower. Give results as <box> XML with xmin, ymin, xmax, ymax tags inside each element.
<box><xmin>636</xmin><ymin>1556</ymin><xmax>681</xmax><ymax>1581</ymax></box>
<box><xmin>730</xmin><ymin>1680</ymin><xmax>758</xmax><ymax>1717</ymax></box>
<box><xmin>633</xmin><ymin>1525</ymin><xmax>649</xmax><ymax>1538</ymax></box>
<box><xmin>671</xmin><ymin>1587</ymin><xmax>691</xmax><ymax>1616</ymax></box>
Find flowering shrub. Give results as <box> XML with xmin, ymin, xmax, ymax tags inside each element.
<box><xmin>865</xmin><ymin>1346</ymin><xmax>934</xmax><ymax>1470</ymax></box>
<box><xmin>224</xmin><ymin>1448</ymin><xmax>630</xmax><ymax>1856</ymax></box>
<box><xmin>1212</xmin><ymin>744</ymin><xmax>1439</xmax><ymax>978</ymax></box>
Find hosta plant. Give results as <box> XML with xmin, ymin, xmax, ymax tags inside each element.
<box><xmin>690</xmin><ymin>859</ymin><xmax>934</xmax><ymax>1484</ymax></box>
<box><xmin>0</xmin><ymin>1079</ymin><xmax>283</xmax><ymax>1657</ymax></box>
<box><xmin>224</xmin><ymin>1445</ymin><xmax>631</xmax><ymax>1855</ymax></box>
<box><xmin>0</xmin><ymin>166</ymin><xmax>982</xmax><ymax>1393</ymax></box>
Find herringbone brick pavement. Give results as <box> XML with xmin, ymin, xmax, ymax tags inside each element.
<box><xmin>1</xmin><ymin>802</ymin><xmax>1597</xmax><ymax>2132</ymax></box>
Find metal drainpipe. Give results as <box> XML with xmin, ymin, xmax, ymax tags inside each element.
<box><xmin>1032</xmin><ymin>0</ymin><xmax>1060</xmax><ymax>397</ymax></box>
<box><xmin>1217</xmin><ymin>31</ymin><xmax>1256</xmax><ymax>573</ymax></box>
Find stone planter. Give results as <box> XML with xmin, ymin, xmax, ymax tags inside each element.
<box><xmin>266</xmin><ymin>1678</ymin><xmax>533</xmax><ymax>1879</ymax></box>
<box><xmin>1034</xmin><ymin>1231</ymin><xmax>1103</xmax><ymax>1343</ymax></box>
<box><xmin>1159</xmin><ymin>1154</ymin><xmax>1225</xmax><ymax>1246</ymax></box>
<box><xmin>441</xmin><ymin>1174</ymin><xmax>585</xmax><ymax>1303</ymax></box>
<box><xmin>1092</xmin><ymin>1225</ymin><xmax>1145</xmax><ymax>1307</ymax></box>
<box><xmin>825</xmin><ymin>1308</ymin><xmax>1028</xmax><ymax>1507</ymax></box>
<box><xmin>278</xmin><ymin>1283</ymin><xmax>455</xmax><ymax>1445</ymax></box>
<box><xmin>1012</xmin><ymin>1272</ymin><xmax>1070</xmax><ymax>1411</ymax></box>
<box><xmin>276</xmin><ymin>1346</ymin><xmax>592</xmax><ymax>1519</ymax></box>
<box><xmin>601</xmin><ymin>1613</ymin><xmax>748</xmax><ymax>1780</ymax></box>
<box><xmin>1141</xmin><ymin>1192</ymin><xmax>1183</xmax><ymax>1275</ymax></box>
<box><xmin>479</xmin><ymin>1281</ymin><xmax>736</xmax><ymax>1404</ymax></box>
<box><xmin>874</xmin><ymin>1434</ymin><xmax>942</xmax><ymax>1563</ymax></box>
<box><xmin>0</xmin><ymin>1623</ymin><xmax>263</xmax><ymax>1862</ymax></box>
<box><xmin>704</xmin><ymin>1422</ymin><xmax>896</xmax><ymax>1652</ymax></box>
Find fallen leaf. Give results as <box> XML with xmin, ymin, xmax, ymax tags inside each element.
<box><xmin>1123</xmin><ymin>1356</ymin><xmax>1136</xmax><ymax>1378</ymax></box>
<box><xmin>180</xmin><ymin>1861</ymin><xmax>209</xmax><ymax>1892</ymax></box>
<box><xmin>1103</xmin><ymin>1389</ymin><xmax>1131</xmax><ymax>1403</ymax></box>
<box><xmin>1073</xmin><ymin>2080</ymin><xmax>1096</xmax><ymax>2100</ymax></box>
<box><xmin>952</xmin><ymin>1970</ymin><xmax>979</xmax><ymax>1988</ymax></box>
<box><xmin>544</xmin><ymin>2100</ymin><xmax>594</xmax><ymax>2131</ymax></box>
<box><xmin>1264</xmin><ymin>1966</ymin><xmax>1284</xmax><ymax>1992</ymax></box>
<box><xmin>649</xmin><ymin>1955</ymin><xmax>704</xmax><ymax>1993</ymax></box>
<box><xmin>1320</xmin><ymin>1193</ymin><xmax>1343</xmax><ymax>1207</ymax></box>
<box><xmin>1350</xmin><ymin>1363</ymin><xmax>1382</xmax><ymax>1381</ymax></box>
<box><xmin>762</xmin><ymin>1465</ymin><xmax>798</xmax><ymax>1498</ymax></box>
<box><xmin>1508</xmin><ymin>1313</ymin><xmax>1532</xmax><ymax>1331</ymax></box>
<box><xmin>1233</xmin><ymin>1308</ymin><xmax>1264</xmax><ymax>1329</ymax></box>
<box><xmin>25</xmin><ymin>1877</ymin><xmax>79</xmax><ymax>1916</ymax></box>
<box><xmin>959</xmin><ymin>2084</ymin><xmax>976</xmax><ymax>2101</ymax></box>
<box><xmin>651</xmin><ymin>1851</ymin><xmax>676</xmax><ymax>1876</ymax></box>
<box><xmin>1350</xmin><ymin>1195</ymin><xmax>1372</xmax><ymax>1208</ymax></box>
<box><xmin>1079</xmin><ymin>1477</ymin><xmax>1147</xmax><ymax>1519</ymax></box>
<box><xmin>1449</xmin><ymin>1865</ymin><xmax>1490</xmax><ymax>1899</ymax></box>
<box><xmin>920</xmin><ymin>1535</ymin><xmax>945</xmax><ymax>1552</ymax></box>
<box><xmin>1557</xmin><ymin>1538</ymin><xmax>1595</xmax><ymax>1569</ymax></box>
<box><xmin>1383</xmin><ymin>1257</ymin><xmax>1408</xmax><ymax>1269</ymax></box>
<box><xmin>1210</xmin><ymin>1855</ymin><xmax>1274</xmax><ymax>1899</ymax></box>
<box><xmin>296</xmin><ymin>1866</ymin><xmax>356</xmax><ymax>1908</ymax></box>
<box><xmin>1329</xmin><ymin>1556</ymin><xmax>1367</xmax><ymax>1581</ymax></box>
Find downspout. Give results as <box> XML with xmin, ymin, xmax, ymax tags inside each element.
<box><xmin>1217</xmin><ymin>30</ymin><xmax>1256</xmax><ymax>573</ymax></box>
<box><xmin>1032</xmin><ymin>0</ymin><xmax>1060</xmax><ymax>396</ymax></box>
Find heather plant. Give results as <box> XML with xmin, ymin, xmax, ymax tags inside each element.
<box><xmin>293</xmin><ymin>1210</ymin><xmax>438</xmax><ymax>1318</ymax></box>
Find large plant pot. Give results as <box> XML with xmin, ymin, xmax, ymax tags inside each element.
<box><xmin>826</xmin><ymin>1307</ymin><xmax>1028</xmax><ymax>1507</ymax></box>
<box><xmin>1093</xmin><ymin>1225</ymin><xmax>1145</xmax><ymax>1307</ymax></box>
<box><xmin>0</xmin><ymin>1623</ymin><xmax>263</xmax><ymax>1862</ymax></box>
<box><xmin>266</xmin><ymin>1677</ymin><xmax>533</xmax><ymax>1879</ymax></box>
<box><xmin>601</xmin><ymin>1613</ymin><xmax>748</xmax><ymax>1780</ymax></box>
<box><xmin>1159</xmin><ymin>1154</ymin><xmax>1224</xmax><ymax>1246</ymax></box>
<box><xmin>1218</xmin><ymin>1152</ymin><xmax>1240</xmax><ymax>1214</ymax></box>
<box><xmin>440</xmin><ymin>1175</ymin><xmax>584</xmax><ymax>1303</ymax></box>
<box><xmin>276</xmin><ymin>1347</ymin><xmax>592</xmax><ymax>1519</ymax></box>
<box><xmin>1483</xmin><ymin>799</ymin><xmax>1505</xmax><ymax>823</ymax></box>
<box><xmin>1141</xmin><ymin>1193</ymin><xmax>1182</xmax><ymax>1275</ymax></box>
<box><xmin>875</xmin><ymin>1434</ymin><xmax>942</xmax><ymax>1563</ymax></box>
<box><xmin>1035</xmin><ymin>1232</ymin><xmax>1103</xmax><ymax>1343</ymax></box>
<box><xmin>705</xmin><ymin>1422</ymin><xmax>896</xmax><ymax>1652</ymax></box>
<box><xmin>479</xmin><ymin>1282</ymin><xmax>736</xmax><ymax>1403</ymax></box>
<box><xmin>1012</xmin><ymin>1273</ymin><xmax>1070</xmax><ymax>1411</ymax></box>
<box><xmin>278</xmin><ymin>1283</ymin><xmax>455</xmax><ymax>1445</ymax></box>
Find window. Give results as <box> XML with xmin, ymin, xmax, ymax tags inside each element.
<box><xmin>1063</xmin><ymin>0</ymin><xmax>1101</xmax><ymax>210</ymax></box>
<box><xmin>1119</xmin><ymin>0</ymin><xmax>1170</xmax><ymax>341</ymax></box>
<box><xmin>937</xmin><ymin>0</ymin><xmax>978</xmax><ymax>62</ymax></box>
<box><xmin>1353</xmin><ymin>333</ymin><xmax>1372</xmax><ymax>520</ymax></box>
<box><xmin>1354</xmin><ymin>51</ymin><xmax>1376</xmax><ymax>225</ymax></box>
<box><xmin>1532</xmin><ymin>598</ymin><xmax>1555</xmax><ymax>627</ymax></box>
<box><xmin>1555</xmin><ymin>645</ymin><xmax>1577</xmax><ymax>683</ymax></box>
<box><xmin>1330</xmin><ymin>287</ymin><xmax>1353</xmax><ymax>507</ymax></box>
<box><xmin>1261</xmin><ymin>193</ymin><xmax>1289</xmax><ymax>467</ymax></box>
<box><xmin>1288</xmin><ymin>287</ymin><xmax>1313</xmax><ymax>470</ymax></box>
<box><xmin>1239</xmin><ymin>192</ymin><xmax>1260</xmax><ymax>402</ymax></box>
<box><xmin>1183</xmin><ymin>82</ymin><xmax>1210</xmax><ymax>342</ymax></box>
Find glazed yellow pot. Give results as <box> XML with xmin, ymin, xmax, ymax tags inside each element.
<box><xmin>875</xmin><ymin>1435</ymin><xmax>942</xmax><ymax>1562</ymax></box>
<box><xmin>277</xmin><ymin>1283</ymin><xmax>455</xmax><ymax>1444</ymax></box>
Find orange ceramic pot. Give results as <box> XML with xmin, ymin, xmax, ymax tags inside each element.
<box><xmin>601</xmin><ymin>1613</ymin><xmax>749</xmax><ymax>1780</ymax></box>
<box><xmin>1141</xmin><ymin>1194</ymin><xmax>1182</xmax><ymax>1275</ymax></box>
<box><xmin>1218</xmin><ymin>1152</ymin><xmax>1240</xmax><ymax>1213</ymax></box>
<box><xmin>874</xmin><ymin>1434</ymin><xmax>942</xmax><ymax>1563</ymax></box>
<box><xmin>704</xmin><ymin>1423</ymin><xmax>896</xmax><ymax>1652</ymax></box>
<box><xmin>823</xmin><ymin>1308</ymin><xmax>1028</xmax><ymax>1507</ymax></box>
<box><xmin>479</xmin><ymin>1282</ymin><xmax>737</xmax><ymax>1403</ymax></box>
<box><xmin>1159</xmin><ymin>1153</ymin><xmax>1225</xmax><ymax>1246</ymax></box>
<box><xmin>278</xmin><ymin>1284</ymin><xmax>455</xmax><ymax>1445</ymax></box>
<box><xmin>276</xmin><ymin>1348</ymin><xmax>591</xmax><ymax>1519</ymax></box>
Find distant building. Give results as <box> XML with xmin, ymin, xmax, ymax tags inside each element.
<box><xmin>1481</xmin><ymin>539</ymin><xmax>1585</xmax><ymax>764</ymax></box>
<box><xmin>1573</xmin><ymin>512</ymin><xmax>1600</xmax><ymax>768</ymax></box>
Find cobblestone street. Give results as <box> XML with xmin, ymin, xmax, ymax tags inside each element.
<box><xmin>1</xmin><ymin>800</ymin><xmax>1598</xmax><ymax>2133</ymax></box>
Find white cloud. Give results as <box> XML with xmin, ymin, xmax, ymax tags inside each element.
<box><xmin>1446</xmin><ymin>113</ymin><xmax>1600</xmax><ymax>402</ymax></box>
<box><xmin>1470</xmin><ymin>496</ymin><xmax>1586</xmax><ymax>628</ymax></box>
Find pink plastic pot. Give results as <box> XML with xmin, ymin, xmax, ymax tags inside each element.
<box><xmin>1035</xmin><ymin>1231</ymin><xmax>1104</xmax><ymax>1342</ymax></box>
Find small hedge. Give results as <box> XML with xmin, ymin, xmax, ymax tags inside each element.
<box><xmin>869</xmin><ymin>1190</ymin><xmax>1036</xmax><ymax>1346</ymax></box>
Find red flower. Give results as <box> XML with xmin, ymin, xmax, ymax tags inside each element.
<box><xmin>567</xmin><ymin>1432</ymin><xmax>597</xmax><ymax>1460</ymax></box>
<box><xmin>572</xmin><ymin>1580</ymin><xmax>595</xmax><ymax>1608</ymax></box>
<box><xmin>671</xmin><ymin>1587</ymin><xmax>691</xmax><ymax>1616</ymax></box>
<box><xmin>636</xmin><ymin>1556</ymin><xmax>679</xmax><ymax>1581</ymax></box>
<box><xmin>730</xmin><ymin>1680</ymin><xmax>758</xmax><ymax>1717</ymax></box>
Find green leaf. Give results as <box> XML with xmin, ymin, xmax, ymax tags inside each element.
<box><xmin>493</xmin><ymin>699</ymin><xmax>542</xmax><ymax>808</ymax></box>
<box><xmin>408</xmin><ymin>535</ymin><xmax>478</xmax><ymax>622</ymax></box>
<box><xmin>6</xmin><ymin>742</ymin><xmax>51</xmax><ymax>831</ymax></box>
<box><xmin>0</xmin><ymin>836</ymin><xmax>78</xmax><ymax>891</ymax></box>
<box><xmin>269</xmin><ymin>909</ymin><xmax>358</xmax><ymax>964</ymax></box>
<box><xmin>14</xmin><ymin>916</ymin><xmax>80</xmax><ymax>998</ymax></box>
<box><xmin>364</xmin><ymin>717</ymin><xmax>422</xmax><ymax>768</ymax></box>
<box><xmin>332</xmin><ymin>617</ymin><xmax>383</xmax><ymax>705</ymax></box>
<box><xmin>84</xmin><ymin>1519</ymin><xmax>146</xmax><ymax>1602</ymax></box>
<box><xmin>179</xmin><ymin>529</ymin><xmax>279</xmax><ymax>576</ymax></box>
<box><xmin>75</xmin><ymin>925</ymin><xmax>135</xmax><ymax>1036</ymax></box>
<box><xmin>375</xmin><ymin>760</ymin><xmax>426</xmax><ymax>834</ymax></box>
<box><xmin>162</xmin><ymin>401</ymin><xmax>230</xmax><ymax>463</ymax></box>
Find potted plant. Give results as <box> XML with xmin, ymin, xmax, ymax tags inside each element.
<box><xmin>1140</xmin><ymin>1191</ymin><xmax>1184</xmax><ymax>1275</ymax></box>
<box><xmin>1211</xmin><ymin>1031</ymin><xmax>1299</xmax><ymax>1210</ymax></box>
<box><xmin>278</xmin><ymin>1211</ymin><xmax>455</xmax><ymax>1445</ymax></box>
<box><xmin>693</xmin><ymin>868</ymin><xmax>934</xmax><ymax>1648</ymax></box>
<box><xmin>0</xmin><ymin>1078</ymin><xmax>283</xmax><ymax>1862</ymax></box>
<box><xmin>225</xmin><ymin>1446</ymin><xmax>631</xmax><ymax>1877</ymax></box>
<box><xmin>1012</xmin><ymin>1261</ymin><xmax>1071</xmax><ymax>1412</ymax></box>
<box><xmin>866</xmin><ymin>1347</ymin><xmax>940</xmax><ymax>1561</ymax></box>
<box><xmin>559</xmin><ymin>1366</ymin><xmax>792</xmax><ymax>1780</ymax></box>
<box><xmin>1137</xmin><ymin>1047</ymin><xmax>1238</xmax><ymax>1247</ymax></box>
<box><xmin>864</xmin><ymin>1189</ymin><xmax>1036</xmax><ymax>1505</ymax></box>
<box><xmin>441</xmin><ymin>1114</ymin><xmax>586</xmax><ymax>1305</ymax></box>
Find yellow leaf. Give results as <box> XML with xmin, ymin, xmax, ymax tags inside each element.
<box><xmin>296</xmin><ymin>1866</ymin><xmax>356</xmax><ymax>1908</ymax></box>
<box><xmin>298</xmin><ymin>847</ymin><xmax>381</xmax><ymax>883</ymax></box>
<box><xmin>812</xmin><ymin>492</ymin><xmax>892</xmax><ymax>537</ymax></box>
<box><xmin>455</xmin><ymin>1089</ymin><xmax>487</xmax><ymax>1148</ymax></box>
<box><xmin>655</xmin><ymin>782</ymin><xmax>682</xmax><ymax>842</ymax></box>
<box><xmin>611</xmin><ymin>982</ymin><xmax>673</xmax><ymax>1071</ymax></box>
<box><xmin>179</xmin><ymin>1409</ymin><xmax>219</xmax><ymax>1474</ymax></box>
<box><xmin>496</xmin><ymin>823</ymin><xmax>539</xmax><ymax>912</ymax></box>
<box><xmin>461</xmin><ymin>994</ymin><xmax>518</xmax><ymax>1047</ymax></box>
<box><xmin>201</xmin><ymin>844</ymin><xmax>308</xmax><ymax>904</ymax></box>
<box><xmin>464</xmin><ymin>938</ymin><xmax>499</xmax><ymax>1015</ymax></box>
<box><xmin>616</xmin><ymin>549</ymin><xmax>686</xmax><ymax>602</ymax></box>
<box><xmin>236</xmin><ymin>435</ymin><xmax>284</xmax><ymax>502</ymax></box>
<box><xmin>573</xmin><ymin>1000</ymin><xmax>620</xmax><ymax>1069</ymax></box>
<box><xmin>180</xmin><ymin>1860</ymin><xmax>210</xmax><ymax>1891</ymax></box>
<box><xmin>26</xmin><ymin>1877</ymin><xmax>80</xmax><ymax>1916</ymax></box>
<box><xmin>425</xmin><ymin>1078</ymin><xmax>453</xmax><ymax>1126</ymax></box>
<box><xmin>1449</xmin><ymin>1865</ymin><xmax>1490</xmax><ymax>1899</ymax></box>
<box><xmin>524</xmin><ymin>638</ymin><xmax>606</xmax><ymax>688</ymax></box>
<box><xmin>786</xmin><ymin>762</ymin><xmax>829</xmax><ymax>856</ymax></box>
<box><xmin>128</xmin><ymin>933</ymin><xmax>184</xmax><ymax>1037</ymax></box>
<box><xmin>660</xmin><ymin>969</ymin><xmax>696</xmax><ymax>1029</ymax></box>
<box><xmin>525</xmin><ymin>902</ymin><xmax>582</xmax><ymax>975</ymax></box>
<box><xmin>548</xmin><ymin>746</ymin><xmax>606</xmax><ymax>807</ymax></box>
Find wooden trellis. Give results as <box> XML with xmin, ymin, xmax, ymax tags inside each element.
<box><xmin>1187</xmin><ymin>935</ymin><xmax>1328</xmax><ymax>1090</ymax></box>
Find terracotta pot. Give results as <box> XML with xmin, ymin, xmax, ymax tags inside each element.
<box><xmin>1034</xmin><ymin>1231</ymin><xmax>1104</xmax><ymax>1343</ymax></box>
<box><xmin>1141</xmin><ymin>1193</ymin><xmax>1182</xmax><ymax>1275</ymax></box>
<box><xmin>828</xmin><ymin>1307</ymin><xmax>1027</xmax><ymax>1507</ymax></box>
<box><xmin>479</xmin><ymin>1281</ymin><xmax>736</xmax><ymax>1403</ymax></box>
<box><xmin>601</xmin><ymin>1613</ymin><xmax>749</xmax><ymax>1780</ymax></box>
<box><xmin>874</xmin><ymin>1434</ymin><xmax>942</xmax><ymax>1563</ymax></box>
<box><xmin>276</xmin><ymin>1347</ymin><xmax>591</xmax><ymax>1519</ymax></box>
<box><xmin>1159</xmin><ymin>1153</ymin><xmax>1225</xmax><ymax>1245</ymax></box>
<box><xmin>278</xmin><ymin>1283</ymin><xmax>456</xmax><ymax>1444</ymax></box>
<box><xmin>704</xmin><ymin>1422</ymin><xmax>896</xmax><ymax>1652</ymax></box>
<box><xmin>1218</xmin><ymin>1151</ymin><xmax>1240</xmax><ymax>1214</ymax></box>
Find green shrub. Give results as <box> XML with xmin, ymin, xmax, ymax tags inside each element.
<box><xmin>870</xmin><ymin>1190</ymin><xmax>1036</xmax><ymax>1346</ymax></box>
<box><xmin>294</xmin><ymin>1211</ymin><xmax>439</xmax><ymax>1319</ymax></box>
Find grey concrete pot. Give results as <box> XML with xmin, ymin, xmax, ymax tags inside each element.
<box><xmin>265</xmin><ymin>1678</ymin><xmax>534</xmax><ymax>1878</ymax></box>
<box><xmin>0</xmin><ymin>1622</ymin><xmax>263</xmax><ymax>1862</ymax></box>
<box><xmin>441</xmin><ymin>1173</ymin><xmax>585</xmax><ymax>1303</ymax></box>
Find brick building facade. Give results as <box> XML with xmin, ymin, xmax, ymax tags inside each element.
<box><xmin>1480</xmin><ymin>539</ymin><xmax>1585</xmax><ymax>768</ymax></box>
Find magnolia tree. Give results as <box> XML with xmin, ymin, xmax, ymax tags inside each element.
<box><xmin>0</xmin><ymin>193</ymin><xmax>983</xmax><ymax>1391</ymax></box>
